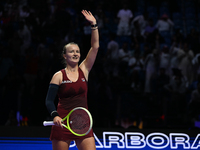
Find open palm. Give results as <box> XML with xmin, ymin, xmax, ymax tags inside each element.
<box><xmin>81</xmin><ymin>10</ymin><xmax>96</xmax><ymax>24</ymax></box>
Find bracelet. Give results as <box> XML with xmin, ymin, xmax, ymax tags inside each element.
<box><xmin>51</xmin><ymin>110</ymin><xmax>59</xmax><ymax>118</ymax></box>
<box><xmin>91</xmin><ymin>27</ymin><xmax>98</xmax><ymax>30</ymax></box>
<box><xmin>91</xmin><ymin>24</ymin><xmax>98</xmax><ymax>28</ymax></box>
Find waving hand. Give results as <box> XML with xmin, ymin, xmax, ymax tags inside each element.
<box><xmin>81</xmin><ymin>10</ymin><xmax>96</xmax><ymax>25</ymax></box>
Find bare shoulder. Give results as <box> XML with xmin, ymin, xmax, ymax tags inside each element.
<box><xmin>50</xmin><ymin>70</ymin><xmax>63</xmax><ymax>85</ymax></box>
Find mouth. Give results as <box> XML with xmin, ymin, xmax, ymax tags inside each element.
<box><xmin>72</xmin><ymin>56</ymin><xmax>79</xmax><ymax>60</ymax></box>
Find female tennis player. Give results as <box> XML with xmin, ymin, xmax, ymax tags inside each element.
<box><xmin>45</xmin><ymin>10</ymin><xmax>99</xmax><ymax>150</ymax></box>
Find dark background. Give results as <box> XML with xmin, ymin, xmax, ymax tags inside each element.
<box><xmin>0</xmin><ymin>0</ymin><xmax>200</xmax><ymax>130</ymax></box>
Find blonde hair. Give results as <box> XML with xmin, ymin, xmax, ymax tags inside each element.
<box><xmin>62</xmin><ymin>42</ymin><xmax>79</xmax><ymax>54</ymax></box>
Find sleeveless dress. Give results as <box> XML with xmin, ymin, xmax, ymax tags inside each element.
<box><xmin>50</xmin><ymin>68</ymin><xmax>94</xmax><ymax>141</ymax></box>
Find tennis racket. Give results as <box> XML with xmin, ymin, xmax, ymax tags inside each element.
<box><xmin>43</xmin><ymin>107</ymin><xmax>93</xmax><ymax>136</ymax></box>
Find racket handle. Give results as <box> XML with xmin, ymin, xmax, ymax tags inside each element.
<box><xmin>43</xmin><ymin>121</ymin><xmax>55</xmax><ymax>126</ymax></box>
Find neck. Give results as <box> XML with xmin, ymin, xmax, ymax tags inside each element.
<box><xmin>66</xmin><ymin>65</ymin><xmax>78</xmax><ymax>72</ymax></box>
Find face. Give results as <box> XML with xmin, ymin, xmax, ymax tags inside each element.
<box><xmin>63</xmin><ymin>44</ymin><xmax>80</xmax><ymax>64</ymax></box>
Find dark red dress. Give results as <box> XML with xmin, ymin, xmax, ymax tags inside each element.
<box><xmin>50</xmin><ymin>68</ymin><xmax>94</xmax><ymax>141</ymax></box>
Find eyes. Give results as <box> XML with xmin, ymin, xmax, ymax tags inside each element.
<box><xmin>68</xmin><ymin>50</ymin><xmax>80</xmax><ymax>53</ymax></box>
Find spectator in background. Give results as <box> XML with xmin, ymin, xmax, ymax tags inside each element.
<box><xmin>19</xmin><ymin>5</ymin><xmax>30</xmax><ymax>21</ymax></box>
<box><xmin>177</xmin><ymin>42</ymin><xmax>194</xmax><ymax>85</ymax></box>
<box><xmin>169</xmin><ymin>41</ymin><xmax>181</xmax><ymax>77</ymax></box>
<box><xmin>17</xmin><ymin>21</ymin><xmax>31</xmax><ymax>56</ymax></box>
<box><xmin>144</xmin><ymin>18</ymin><xmax>156</xmax><ymax>35</ymax></box>
<box><xmin>144</xmin><ymin>18</ymin><xmax>156</xmax><ymax>42</ymax></box>
<box><xmin>36</xmin><ymin>37</ymin><xmax>51</xmax><ymax>71</ymax></box>
<box><xmin>155</xmin><ymin>13</ymin><xmax>174</xmax><ymax>34</ymax></box>
<box><xmin>159</xmin><ymin>45</ymin><xmax>170</xmax><ymax>75</ymax></box>
<box><xmin>144</xmin><ymin>49</ymin><xmax>159</xmax><ymax>94</ymax></box>
<box><xmin>128</xmin><ymin>50</ymin><xmax>144</xmax><ymax>89</ymax></box>
<box><xmin>131</xmin><ymin>13</ymin><xmax>148</xmax><ymax>37</ymax></box>
<box><xmin>118</xmin><ymin>42</ymin><xmax>132</xmax><ymax>77</ymax></box>
<box><xmin>155</xmin><ymin>14</ymin><xmax>174</xmax><ymax>46</ymax></box>
<box><xmin>116</xmin><ymin>4</ymin><xmax>133</xmax><ymax>36</ymax></box>
<box><xmin>105</xmin><ymin>34</ymin><xmax>119</xmax><ymax>77</ymax></box>
<box><xmin>132</xmin><ymin>20</ymin><xmax>145</xmax><ymax>47</ymax></box>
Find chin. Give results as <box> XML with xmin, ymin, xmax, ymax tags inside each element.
<box><xmin>74</xmin><ymin>59</ymin><xmax>80</xmax><ymax>62</ymax></box>
<box><xmin>71</xmin><ymin>60</ymin><xmax>80</xmax><ymax>64</ymax></box>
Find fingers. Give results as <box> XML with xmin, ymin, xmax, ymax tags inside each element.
<box><xmin>53</xmin><ymin>116</ymin><xmax>63</xmax><ymax>128</ymax></box>
<box><xmin>81</xmin><ymin>10</ymin><xmax>88</xmax><ymax>15</ymax></box>
<box><xmin>81</xmin><ymin>10</ymin><xmax>96</xmax><ymax>24</ymax></box>
<box><xmin>58</xmin><ymin>120</ymin><xmax>63</xmax><ymax>128</ymax></box>
<box><xmin>82</xmin><ymin>10</ymin><xmax>92</xmax><ymax>16</ymax></box>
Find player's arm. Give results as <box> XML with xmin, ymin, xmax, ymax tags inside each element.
<box><xmin>79</xmin><ymin>10</ymin><xmax>99</xmax><ymax>81</ymax></box>
<box><xmin>45</xmin><ymin>71</ymin><xmax>63</xmax><ymax>127</ymax></box>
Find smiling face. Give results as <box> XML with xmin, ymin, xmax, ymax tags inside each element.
<box><xmin>63</xmin><ymin>43</ymin><xmax>81</xmax><ymax>65</ymax></box>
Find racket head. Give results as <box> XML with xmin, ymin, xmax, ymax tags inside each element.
<box><xmin>62</xmin><ymin>107</ymin><xmax>93</xmax><ymax>136</ymax></box>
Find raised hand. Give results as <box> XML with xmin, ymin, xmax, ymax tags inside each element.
<box><xmin>81</xmin><ymin>10</ymin><xmax>96</xmax><ymax>25</ymax></box>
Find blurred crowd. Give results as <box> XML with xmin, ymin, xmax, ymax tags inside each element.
<box><xmin>0</xmin><ymin>0</ymin><xmax>200</xmax><ymax>129</ymax></box>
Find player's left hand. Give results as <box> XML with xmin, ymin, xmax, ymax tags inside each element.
<box><xmin>81</xmin><ymin>10</ymin><xmax>96</xmax><ymax>25</ymax></box>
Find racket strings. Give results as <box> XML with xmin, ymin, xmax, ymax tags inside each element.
<box><xmin>69</xmin><ymin>109</ymin><xmax>90</xmax><ymax>134</ymax></box>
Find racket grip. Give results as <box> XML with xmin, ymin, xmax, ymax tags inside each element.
<box><xmin>43</xmin><ymin>121</ymin><xmax>55</xmax><ymax>126</ymax></box>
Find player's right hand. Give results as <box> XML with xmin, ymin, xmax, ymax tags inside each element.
<box><xmin>53</xmin><ymin>116</ymin><xmax>63</xmax><ymax>128</ymax></box>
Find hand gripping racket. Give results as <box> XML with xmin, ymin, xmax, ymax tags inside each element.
<box><xmin>43</xmin><ymin>107</ymin><xmax>93</xmax><ymax>136</ymax></box>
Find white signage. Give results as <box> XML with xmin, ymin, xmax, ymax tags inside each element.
<box><xmin>70</xmin><ymin>132</ymin><xmax>200</xmax><ymax>149</ymax></box>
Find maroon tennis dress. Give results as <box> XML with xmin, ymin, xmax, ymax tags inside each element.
<box><xmin>50</xmin><ymin>68</ymin><xmax>94</xmax><ymax>141</ymax></box>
